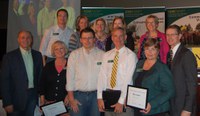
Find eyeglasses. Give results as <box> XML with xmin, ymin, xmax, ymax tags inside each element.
<box><xmin>166</xmin><ymin>33</ymin><xmax>178</xmax><ymax>37</ymax></box>
<box><xmin>81</xmin><ymin>37</ymin><xmax>94</xmax><ymax>40</ymax></box>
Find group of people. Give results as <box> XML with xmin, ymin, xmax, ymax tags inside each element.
<box><xmin>0</xmin><ymin>7</ymin><xmax>197</xmax><ymax>116</ymax></box>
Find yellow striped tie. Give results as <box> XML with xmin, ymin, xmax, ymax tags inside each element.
<box><xmin>110</xmin><ymin>51</ymin><xmax>119</xmax><ymax>88</ymax></box>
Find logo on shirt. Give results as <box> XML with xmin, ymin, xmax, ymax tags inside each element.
<box><xmin>136</xmin><ymin>68</ymin><xmax>143</xmax><ymax>72</ymax></box>
<box><xmin>107</xmin><ymin>60</ymin><xmax>113</xmax><ymax>63</ymax></box>
<box><xmin>53</xmin><ymin>33</ymin><xmax>59</xmax><ymax>35</ymax></box>
<box><xmin>97</xmin><ymin>62</ymin><xmax>102</xmax><ymax>65</ymax></box>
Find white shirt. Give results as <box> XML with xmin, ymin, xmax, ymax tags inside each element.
<box><xmin>172</xmin><ymin>42</ymin><xmax>181</xmax><ymax>59</ymax></box>
<box><xmin>97</xmin><ymin>46</ymin><xmax>138</xmax><ymax>104</ymax></box>
<box><xmin>39</xmin><ymin>25</ymin><xmax>74</xmax><ymax>57</ymax></box>
<box><xmin>67</xmin><ymin>47</ymin><xmax>104</xmax><ymax>91</ymax></box>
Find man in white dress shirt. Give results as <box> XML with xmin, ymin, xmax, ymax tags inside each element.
<box><xmin>39</xmin><ymin>9</ymin><xmax>74</xmax><ymax>65</ymax></box>
<box><xmin>97</xmin><ymin>27</ymin><xmax>138</xmax><ymax>116</ymax></box>
<box><xmin>67</xmin><ymin>27</ymin><xmax>104</xmax><ymax>116</ymax></box>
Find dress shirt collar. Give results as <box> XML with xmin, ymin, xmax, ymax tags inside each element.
<box><xmin>171</xmin><ymin>42</ymin><xmax>181</xmax><ymax>58</ymax></box>
<box><xmin>114</xmin><ymin>46</ymin><xmax>126</xmax><ymax>54</ymax></box>
<box><xmin>82</xmin><ymin>47</ymin><xmax>96</xmax><ymax>54</ymax></box>
<box><xmin>55</xmin><ymin>25</ymin><xmax>66</xmax><ymax>31</ymax></box>
<box><xmin>20</xmin><ymin>47</ymin><xmax>31</xmax><ymax>55</ymax></box>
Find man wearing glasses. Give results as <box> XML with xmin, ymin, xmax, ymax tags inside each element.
<box><xmin>166</xmin><ymin>24</ymin><xmax>197</xmax><ymax>116</ymax></box>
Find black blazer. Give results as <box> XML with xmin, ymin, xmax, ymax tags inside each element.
<box><xmin>1</xmin><ymin>48</ymin><xmax>43</xmax><ymax>110</ymax></box>
<box><xmin>168</xmin><ymin>44</ymin><xmax>197</xmax><ymax>116</ymax></box>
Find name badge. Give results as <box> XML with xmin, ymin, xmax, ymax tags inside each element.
<box><xmin>97</xmin><ymin>62</ymin><xmax>102</xmax><ymax>65</ymax></box>
<box><xmin>53</xmin><ymin>33</ymin><xmax>59</xmax><ymax>35</ymax></box>
<box><xmin>136</xmin><ymin>68</ymin><xmax>143</xmax><ymax>72</ymax></box>
<box><xmin>108</xmin><ymin>60</ymin><xmax>113</xmax><ymax>63</ymax></box>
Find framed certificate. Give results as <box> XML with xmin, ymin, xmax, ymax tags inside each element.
<box><xmin>126</xmin><ymin>85</ymin><xmax>148</xmax><ymax>109</ymax></box>
<box><xmin>41</xmin><ymin>101</ymin><xmax>67</xmax><ymax>116</ymax></box>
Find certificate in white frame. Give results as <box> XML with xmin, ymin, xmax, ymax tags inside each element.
<box><xmin>41</xmin><ymin>101</ymin><xmax>67</xmax><ymax>116</ymax></box>
<box><xmin>126</xmin><ymin>85</ymin><xmax>148</xmax><ymax>109</ymax></box>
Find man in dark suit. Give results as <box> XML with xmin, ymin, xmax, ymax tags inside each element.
<box><xmin>1</xmin><ymin>30</ymin><xmax>43</xmax><ymax>116</ymax></box>
<box><xmin>166</xmin><ymin>25</ymin><xmax>197</xmax><ymax>116</ymax></box>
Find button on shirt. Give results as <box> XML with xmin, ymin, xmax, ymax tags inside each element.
<box><xmin>97</xmin><ymin>46</ymin><xmax>138</xmax><ymax>104</ymax></box>
<box><xmin>39</xmin><ymin>25</ymin><xmax>74</xmax><ymax>57</ymax></box>
<box><xmin>67</xmin><ymin>47</ymin><xmax>104</xmax><ymax>91</ymax></box>
<box><xmin>39</xmin><ymin>60</ymin><xmax>67</xmax><ymax>101</ymax></box>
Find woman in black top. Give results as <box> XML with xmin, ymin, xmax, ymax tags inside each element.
<box><xmin>39</xmin><ymin>40</ymin><xmax>68</xmax><ymax>109</ymax></box>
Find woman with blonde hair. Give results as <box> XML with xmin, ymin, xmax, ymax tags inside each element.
<box><xmin>39</xmin><ymin>40</ymin><xmax>69</xmax><ymax>115</ymax></box>
<box><xmin>94</xmin><ymin>18</ymin><xmax>109</xmax><ymax>51</ymax></box>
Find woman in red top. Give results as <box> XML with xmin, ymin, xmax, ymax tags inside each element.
<box><xmin>137</xmin><ymin>15</ymin><xmax>169</xmax><ymax>64</ymax></box>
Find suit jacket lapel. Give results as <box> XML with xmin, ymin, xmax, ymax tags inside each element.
<box><xmin>143</xmin><ymin>61</ymin><xmax>157</xmax><ymax>80</ymax></box>
<box><xmin>31</xmin><ymin>50</ymin><xmax>37</xmax><ymax>83</ymax></box>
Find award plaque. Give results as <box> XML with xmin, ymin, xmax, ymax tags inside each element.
<box><xmin>126</xmin><ymin>85</ymin><xmax>148</xmax><ymax>109</ymax></box>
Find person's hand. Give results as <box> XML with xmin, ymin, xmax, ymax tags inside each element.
<box><xmin>40</xmin><ymin>98</ymin><xmax>45</xmax><ymax>106</ymax></box>
<box><xmin>111</xmin><ymin>103</ymin><xmax>123</xmax><ymax>113</ymax></box>
<box><xmin>97</xmin><ymin>99</ymin><xmax>105</xmax><ymax>112</ymax></box>
<box><xmin>181</xmin><ymin>110</ymin><xmax>191</xmax><ymax>116</ymax></box>
<box><xmin>140</xmin><ymin>103</ymin><xmax>151</xmax><ymax>114</ymax></box>
<box><xmin>69</xmin><ymin>99</ymin><xmax>81</xmax><ymax>113</ymax></box>
<box><xmin>64</xmin><ymin>95</ymin><xmax>69</xmax><ymax>106</ymax></box>
<box><xmin>4</xmin><ymin>105</ymin><xmax>14</xmax><ymax>113</ymax></box>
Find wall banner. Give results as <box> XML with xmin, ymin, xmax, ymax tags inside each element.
<box><xmin>81</xmin><ymin>7</ymin><xmax>124</xmax><ymax>32</ymax></box>
<box><xmin>166</xmin><ymin>6</ymin><xmax>200</xmax><ymax>46</ymax></box>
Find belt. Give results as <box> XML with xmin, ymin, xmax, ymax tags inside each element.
<box><xmin>75</xmin><ymin>90</ymin><xmax>97</xmax><ymax>94</ymax></box>
<box><xmin>106</xmin><ymin>89</ymin><xmax>121</xmax><ymax>92</ymax></box>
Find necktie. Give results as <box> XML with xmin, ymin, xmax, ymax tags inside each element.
<box><xmin>170</xmin><ymin>49</ymin><xmax>173</xmax><ymax>65</ymax></box>
<box><xmin>110</xmin><ymin>51</ymin><xmax>119</xmax><ymax>88</ymax></box>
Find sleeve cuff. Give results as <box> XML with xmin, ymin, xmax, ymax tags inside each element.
<box><xmin>97</xmin><ymin>91</ymin><xmax>103</xmax><ymax>99</ymax></box>
<box><xmin>118</xmin><ymin>97</ymin><xmax>125</xmax><ymax>104</ymax></box>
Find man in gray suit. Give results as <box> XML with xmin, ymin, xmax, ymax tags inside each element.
<box><xmin>1</xmin><ymin>30</ymin><xmax>43</xmax><ymax>116</ymax></box>
<box><xmin>166</xmin><ymin>24</ymin><xmax>197</xmax><ymax>116</ymax></box>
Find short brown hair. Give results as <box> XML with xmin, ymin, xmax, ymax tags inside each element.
<box><xmin>80</xmin><ymin>27</ymin><xmax>95</xmax><ymax>38</ymax></box>
<box><xmin>57</xmin><ymin>9</ymin><xmax>68</xmax><ymax>19</ymax></box>
<box><xmin>144</xmin><ymin>38</ymin><xmax>160</xmax><ymax>50</ymax></box>
<box><xmin>111</xmin><ymin>27</ymin><xmax>126</xmax><ymax>36</ymax></box>
<box><xmin>166</xmin><ymin>24</ymin><xmax>182</xmax><ymax>34</ymax></box>
<box><xmin>146</xmin><ymin>15</ymin><xmax>159</xmax><ymax>24</ymax></box>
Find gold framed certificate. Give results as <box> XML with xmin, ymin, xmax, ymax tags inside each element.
<box><xmin>126</xmin><ymin>85</ymin><xmax>148</xmax><ymax>109</ymax></box>
<box><xmin>41</xmin><ymin>101</ymin><xmax>67</xmax><ymax>116</ymax></box>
